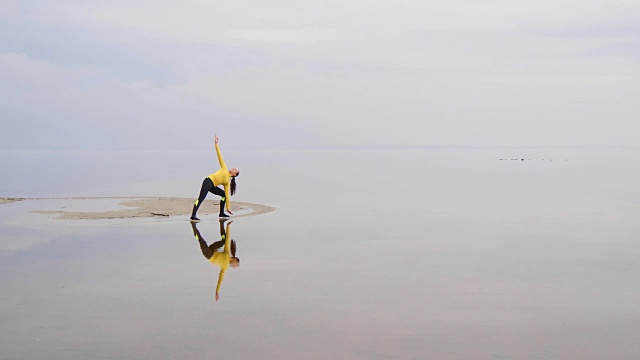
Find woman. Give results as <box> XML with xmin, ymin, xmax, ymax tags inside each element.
<box><xmin>191</xmin><ymin>219</ymin><xmax>239</xmax><ymax>301</ymax></box>
<box><xmin>190</xmin><ymin>135</ymin><xmax>240</xmax><ymax>222</ymax></box>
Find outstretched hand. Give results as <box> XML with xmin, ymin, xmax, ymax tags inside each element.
<box><xmin>215</xmin><ymin>135</ymin><xmax>219</xmax><ymax>144</ymax></box>
<box><xmin>227</xmin><ymin>209</ymin><xmax>234</xmax><ymax>215</ymax></box>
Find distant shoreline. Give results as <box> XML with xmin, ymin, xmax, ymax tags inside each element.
<box><xmin>0</xmin><ymin>198</ymin><xmax>23</xmax><ymax>204</ymax></box>
<box><xmin>0</xmin><ymin>197</ymin><xmax>275</xmax><ymax>220</ymax></box>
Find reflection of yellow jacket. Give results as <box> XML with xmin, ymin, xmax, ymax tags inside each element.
<box><xmin>209</xmin><ymin>222</ymin><xmax>231</xmax><ymax>294</ymax></box>
<box><xmin>207</xmin><ymin>142</ymin><xmax>231</xmax><ymax>212</ymax></box>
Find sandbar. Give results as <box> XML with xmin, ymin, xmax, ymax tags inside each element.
<box><xmin>0</xmin><ymin>198</ymin><xmax>24</xmax><ymax>205</ymax></box>
<box><xmin>0</xmin><ymin>197</ymin><xmax>274</xmax><ymax>220</ymax></box>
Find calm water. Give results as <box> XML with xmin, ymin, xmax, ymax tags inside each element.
<box><xmin>1</xmin><ymin>148</ymin><xmax>640</xmax><ymax>359</ymax></box>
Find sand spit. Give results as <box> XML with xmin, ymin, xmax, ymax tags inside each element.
<box><xmin>0</xmin><ymin>198</ymin><xmax>24</xmax><ymax>204</ymax></box>
<box><xmin>0</xmin><ymin>197</ymin><xmax>275</xmax><ymax>220</ymax></box>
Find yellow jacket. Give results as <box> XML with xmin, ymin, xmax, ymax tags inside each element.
<box><xmin>209</xmin><ymin>222</ymin><xmax>232</xmax><ymax>294</ymax></box>
<box><xmin>207</xmin><ymin>142</ymin><xmax>231</xmax><ymax>212</ymax></box>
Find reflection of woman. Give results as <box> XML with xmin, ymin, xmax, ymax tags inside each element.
<box><xmin>191</xmin><ymin>219</ymin><xmax>240</xmax><ymax>301</ymax></box>
<box><xmin>190</xmin><ymin>134</ymin><xmax>240</xmax><ymax>222</ymax></box>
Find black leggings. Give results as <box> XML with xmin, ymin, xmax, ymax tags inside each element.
<box><xmin>194</xmin><ymin>225</ymin><xmax>226</xmax><ymax>260</ymax></box>
<box><xmin>192</xmin><ymin>177</ymin><xmax>226</xmax><ymax>217</ymax></box>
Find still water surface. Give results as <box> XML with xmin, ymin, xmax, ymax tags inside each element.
<box><xmin>1</xmin><ymin>148</ymin><xmax>639</xmax><ymax>359</ymax></box>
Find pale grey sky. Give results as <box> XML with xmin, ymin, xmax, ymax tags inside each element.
<box><xmin>1</xmin><ymin>0</ymin><xmax>638</xmax><ymax>150</ymax></box>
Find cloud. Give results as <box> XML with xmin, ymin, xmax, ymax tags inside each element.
<box><xmin>29</xmin><ymin>0</ymin><xmax>640</xmax><ymax>40</ymax></box>
<box><xmin>0</xmin><ymin>0</ymin><xmax>22</xmax><ymax>19</ymax></box>
<box><xmin>1</xmin><ymin>0</ymin><xmax>639</xmax><ymax>149</ymax></box>
<box><xmin>0</xmin><ymin>52</ymin><xmax>315</xmax><ymax>150</ymax></box>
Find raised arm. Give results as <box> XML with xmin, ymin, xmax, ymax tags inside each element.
<box><xmin>216</xmin><ymin>268</ymin><xmax>226</xmax><ymax>301</ymax></box>
<box><xmin>215</xmin><ymin>221</ymin><xmax>233</xmax><ymax>301</ymax></box>
<box><xmin>214</xmin><ymin>135</ymin><xmax>227</xmax><ymax>169</ymax></box>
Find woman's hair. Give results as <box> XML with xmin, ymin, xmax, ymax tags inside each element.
<box><xmin>230</xmin><ymin>239</ymin><xmax>240</xmax><ymax>266</ymax></box>
<box><xmin>230</xmin><ymin>174</ymin><xmax>238</xmax><ymax>195</ymax></box>
<box><xmin>230</xmin><ymin>239</ymin><xmax>237</xmax><ymax>257</ymax></box>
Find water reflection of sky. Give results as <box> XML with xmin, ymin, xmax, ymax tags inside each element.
<box><xmin>2</xmin><ymin>148</ymin><xmax>640</xmax><ymax>359</ymax></box>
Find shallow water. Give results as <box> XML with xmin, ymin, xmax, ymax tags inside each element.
<box><xmin>1</xmin><ymin>148</ymin><xmax>640</xmax><ymax>359</ymax></box>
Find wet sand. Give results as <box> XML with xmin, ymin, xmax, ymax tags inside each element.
<box><xmin>1</xmin><ymin>197</ymin><xmax>274</xmax><ymax>220</ymax></box>
<box><xmin>0</xmin><ymin>198</ymin><xmax>24</xmax><ymax>204</ymax></box>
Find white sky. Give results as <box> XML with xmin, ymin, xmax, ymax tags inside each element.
<box><xmin>1</xmin><ymin>0</ymin><xmax>638</xmax><ymax>150</ymax></box>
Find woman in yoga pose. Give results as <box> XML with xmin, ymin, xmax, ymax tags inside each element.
<box><xmin>191</xmin><ymin>219</ymin><xmax>239</xmax><ymax>301</ymax></box>
<box><xmin>190</xmin><ymin>135</ymin><xmax>239</xmax><ymax>222</ymax></box>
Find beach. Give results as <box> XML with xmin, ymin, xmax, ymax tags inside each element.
<box><xmin>5</xmin><ymin>197</ymin><xmax>275</xmax><ymax>220</ymax></box>
<box><xmin>1</xmin><ymin>147</ymin><xmax>640</xmax><ymax>359</ymax></box>
<box><xmin>0</xmin><ymin>198</ymin><xmax>22</xmax><ymax>204</ymax></box>
<box><xmin>4</xmin><ymin>0</ymin><xmax>638</xmax><ymax>355</ymax></box>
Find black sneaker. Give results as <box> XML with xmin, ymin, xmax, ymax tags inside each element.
<box><xmin>219</xmin><ymin>213</ymin><xmax>230</xmax><ymax>218</ymax></box>
<box><xmin>190</xmin><ymin>216</ymin><xmax>200</xmax><ymax>222</ymax></box>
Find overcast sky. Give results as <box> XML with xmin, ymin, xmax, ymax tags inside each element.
<box><xmin>1</xmin><ymin>0</ymin><xmax>638</xmax><ymax>150</ymax></box>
